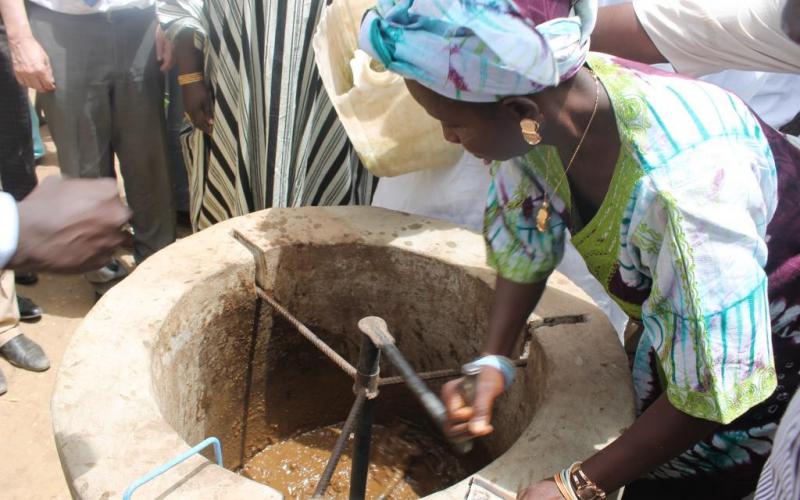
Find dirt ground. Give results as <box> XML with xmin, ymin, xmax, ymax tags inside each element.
<box><xmin>0</xmin><ymin>127</ymin><xmax>120</xmax><ymax>499</ymax></box>
<box><xmin>0</xmin><ymin>274</ymin><xmax>92</xmax><ymax>499</ymax></box>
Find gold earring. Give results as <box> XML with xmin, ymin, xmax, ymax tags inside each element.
<box><xmin>520</xmin><ymin>118</ymin><xmax>541</xmax><ymax>145</ymax></box>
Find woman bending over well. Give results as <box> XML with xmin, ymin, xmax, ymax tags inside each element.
<box><xmin>359</xmin><ymin>0</ymin><xmax>800</xmax><ymax>498</ymax></box>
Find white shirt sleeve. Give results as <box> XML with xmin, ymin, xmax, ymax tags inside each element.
<box><xmin>0</xmin><ymin>193</ymin><xmax>19</xmax><ymax>270</ymax></box>
<box><xmin>27</xmin><ymin>0</ymin><xmax>155</xmax><ymax>15</ymax></box>
<box><xmin>633</xmin><ymin>0</ymin><xmax>800</xmax><ymax>77</ymax></box>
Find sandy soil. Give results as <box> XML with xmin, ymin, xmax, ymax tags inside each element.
<box><xmin>0</xmin><ymin>274</ymin><xmax>93</xmax><ymax>499</ymax></box>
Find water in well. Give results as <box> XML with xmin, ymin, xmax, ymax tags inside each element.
<box><xmin>239</xmin><ymin>420</ymin><xmax>485</xmax><ymax>499</ymax></box>
<box><xmin>235</xmin><ymin>316</ymin><xmax>492</xmax><ymax>499</ymax></box>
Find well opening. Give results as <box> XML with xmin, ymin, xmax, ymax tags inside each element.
<box><xmin>52</xmin><ymin>208</ymin><xmax>635</xmax><ymax>500</ymax></box>
<box><xmin>151</xmin><ymin>242</ymin><xmax>546</xmax><ymax>497</ymax></box>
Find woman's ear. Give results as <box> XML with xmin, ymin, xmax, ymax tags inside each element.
<box><xmin>501</xmin><ymin>96</ymin><xmax>544</xmax><ymax>147</ymax></box>
<box><xmin>500</xmin><ymin>96</ymin><xmax>542</xmax><ymax>123</ymax></box>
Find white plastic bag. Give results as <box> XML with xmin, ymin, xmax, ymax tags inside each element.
<box><xmin>312</xmin><ymin>0</ymin><xmax>463</xmax><ymax>177</ymax></box>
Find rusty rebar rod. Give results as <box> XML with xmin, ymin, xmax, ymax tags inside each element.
<box><xmin>256</xmin><ymin>288</ymin><xmax>358</xmax><ymax>379</ymax></box>
<box><xmin>311</xmin><ymin>391</ymin><xmax>367</xmax><ymax>499</ymax></box>
<box><xmin>258</xmin><ymin>288</ymin><xmax>529</xmax><ymax>386</ymax></box>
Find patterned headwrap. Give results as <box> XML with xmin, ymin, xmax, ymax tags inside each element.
<box><xmin>358</xmin><ymin>0</ymin><xmax>598</xmax><ymax>102</ymax></box>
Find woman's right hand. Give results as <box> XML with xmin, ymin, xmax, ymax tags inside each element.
<box><xmin>182</xmin><ymin>81</ymin><xmax>214</xmax><ymax>135</ymax></box>
<box><xmin>441</xmin><ymin>366</ymin><xmax>505</xmax><ymax>439</ymax></box>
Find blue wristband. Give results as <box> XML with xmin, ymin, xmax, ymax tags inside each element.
<box><xmin>463</xmin><ymin>355</ymin><xmax>517</xmax><ymax>391</ymax></box>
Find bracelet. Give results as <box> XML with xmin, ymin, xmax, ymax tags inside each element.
<box><xmin>177</xmin><ymin>72</ymin><xmax>204</xmax><ymax>86</ymax></box>
<box><xmin>462</xmin><ymin>354</ymin><xmax>516</xmax><ymax>391</ymax></box>
<box><xmin>553</xmin><ymin>472</ymin><xmax>574</xmax><ymax>500</ymax></box>
<box><xmin>559</xmin><ymin>462</ymin><xmax>606</xmax><ymax>500</ymax></box>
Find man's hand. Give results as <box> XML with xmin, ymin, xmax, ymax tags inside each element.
<box><xmin>441</xmin><ymin>367</ymin><xmax>505</xmax><ymax>439</ymax></box>
<box><xmin>8</xmin><ymin>34</ymin><xmax>54</xmax><ymax>92</ymax></box>
<box><xmin>155</xmin><ymin>25</ymin><xmax>174</xmax><ymax>72</ymax></box>
<box><xmin>9</xmin><ymin>177</ymin><xmax>132</xmax><ymax>273</ymax></box>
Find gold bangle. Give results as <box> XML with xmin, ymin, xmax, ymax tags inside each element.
<box><xmin>177</xmin><ymin>72</ymin><xmax>204</xmax><ymax>86</ymax></box>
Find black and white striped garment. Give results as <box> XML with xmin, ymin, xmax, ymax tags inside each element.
<box><xmin>158</xmin><ymin>0</ymin><xmax>375</xmax><ymax>229</ymax></box>
<box><xmin>755</xmin><ymin>389</ymin><xmax>800</xmax><ymax>500</ymax></box>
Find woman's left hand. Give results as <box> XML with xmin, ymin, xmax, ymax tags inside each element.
<box><xmin>517</xmin><ymin>479</ymin><xmax>562</xmax><ymax>500</ymax></box>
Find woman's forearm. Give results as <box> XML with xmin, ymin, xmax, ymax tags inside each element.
<box><xmin>581</xmin><ymin>393</ymin><xmax>719</xmax><ymax>492</ymax></box>
<box><xmin>483</xmin><ymin>276</ymin><xmax>547</xmax><ymax>356</ymax></box>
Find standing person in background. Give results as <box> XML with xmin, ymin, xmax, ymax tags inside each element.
<box><xmin>0</xmin><ymin>0</ymin><xmax>166</xmax><ymax>398</ymax></box>
<box><xmin>164</xmin><ymin>67</ymin><xmax>190</xmax><ymax>227</ymax></box>
<box><xmin>0</xmin><ymin>10</ymin><xmax>38</xmax><ymax>204</ymax></box>
<box><xmin>0</xmin><ymin>36</ymin><xmax>44</xmax><ymax>319</ymax></box>
<box><xmin>0</xmin><ymin>266</ymin><xmax>48</xmax><ymax>397</ymax></box>
<box><xmin>155</xmin><ymin>31</ymin><xmax>190</xmax><ymax>227</ymax></box>
<box><xmin>156</xmin><ymin>0</ymin><xmax>375</xmax><ymax>231</ymax></box>
<box><xmin>9</xmin><ymin>0</ymin><xmax>176</xmax><ymax>291</ymax></box>
<box><xmin>0</xmin><ymin>14</ymin><xmax>48</xmax><ymax>396</ymax></box>
<box><xmin>592</xmin><ymin>0</ymin><xmax>800</xmax><ymax>75</ymax></box>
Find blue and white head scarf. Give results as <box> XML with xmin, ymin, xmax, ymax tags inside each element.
<box><xmin>358</xmin><ymin>0</ymin><xmax>598</xmax><ymax>102</ymax></box>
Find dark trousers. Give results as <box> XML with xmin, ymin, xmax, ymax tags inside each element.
<box><xmin>0</xmin><ymin>23</ymin><xmax>37</xmax><ymax>201</ymax></box>
<box><xmin>28</xmin><ymin>3</ymin><xmax>175</xmax><ymax>261</ymax></box>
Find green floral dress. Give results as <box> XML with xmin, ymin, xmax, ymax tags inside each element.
<box><xmin>485</xmin><ymin>54</ymin><xmax>800</xmax><ymax>497</ymax></box>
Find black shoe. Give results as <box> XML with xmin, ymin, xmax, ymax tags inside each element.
<box><xmin>0</xmin><ymin>335</ymin><xmax>49</xmax><ymax>372</ymax></box>
<box><xmin>15</xmin><ymin>272</ymin><xmax>38</xmax><ymax>286</ymax></box>
<box><xmin>18</xmin><ymin>295</ymin><xmax>43</xmax><ymax>322</ymax></box>
<box><xmin>0</xmin><ymin>367</ymin><xmax>6</xmax><ymax>395</ymax></box>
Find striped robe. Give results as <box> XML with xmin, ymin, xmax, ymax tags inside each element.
<box><xmin>755</xmin><ymin>389</ymin><xmax>800</xmax><ymax>500</ymax></box>
<box><xmin>158</xmin><ymin>0</ymin><xmax>375</xmax><ymax>229</ymax></box>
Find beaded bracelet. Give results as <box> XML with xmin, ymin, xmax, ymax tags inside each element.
<box><xmin>462</xmin><ymin>354</ymin><xmax>517</xmax><ymax>390</ymax></box>
<box><xmin>177</xmin><ymin>72</ymin><xmax>204</xmax><ymax>86</ymax></box>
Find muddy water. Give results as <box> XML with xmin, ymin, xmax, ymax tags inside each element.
<box><xmin>241</xmin><ymin>420</ymin><xmax>480</xmax><ymax>499</ymax></box>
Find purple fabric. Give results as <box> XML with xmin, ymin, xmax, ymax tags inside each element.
<box><xmin>514</xmin><ymin>0</ymin><xmax>572</xmax><ymax>24</ymax></box>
